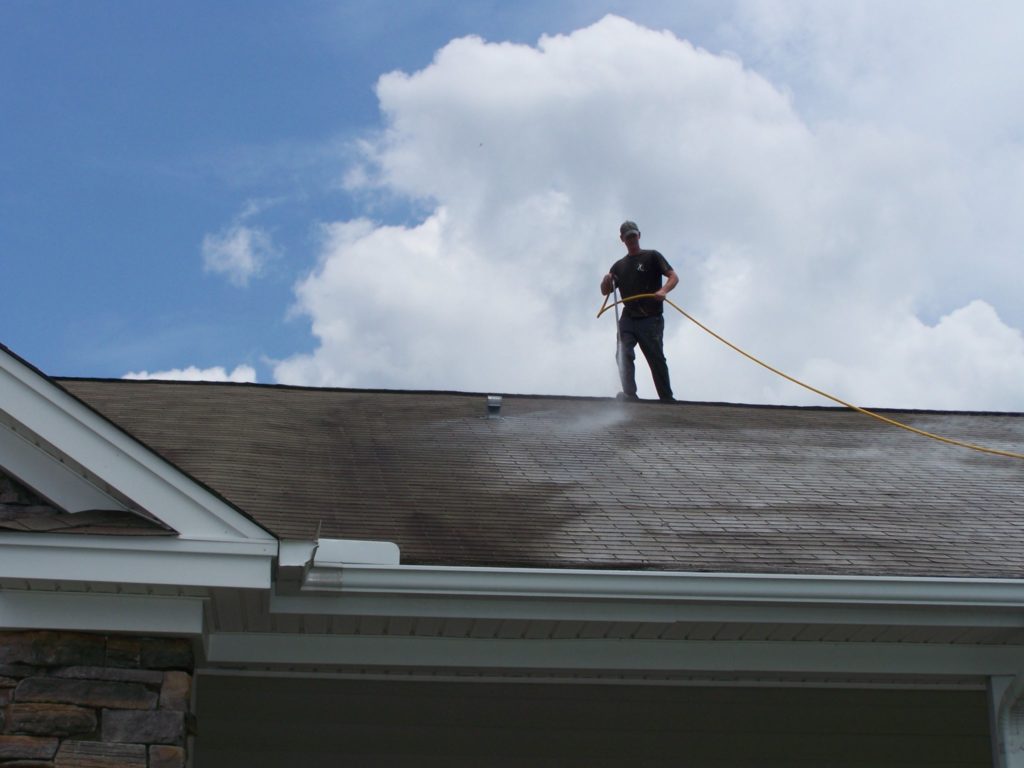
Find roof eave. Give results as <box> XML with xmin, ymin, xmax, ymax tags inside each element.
<box><xmin>280</xmin><ymin>561</ymin><xmax>1024</xmax><ymax>626</ymax></box>
<box><xmin>302</xmin><ymin>562</ymin><xmax>1024</xmax><ymax>605</ymax></box>
<box><xmin>0</xmin><ymin>532</ymin><xmax>276</xmax><ymax>589</ymax></box>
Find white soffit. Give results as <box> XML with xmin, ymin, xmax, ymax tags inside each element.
<box><xmin>0</xmin><ymin>346</ymin><xmax>273</xmax><ymax>542</ymax></box>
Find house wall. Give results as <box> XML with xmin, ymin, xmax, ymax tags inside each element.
<box><xmin>0</xmin><ymin>630</ymin><xmax>193</xmax><ymax>767</ymax></box>
<box><xmin>195</xmin><ymin>674</ymin><xmax>992</xmax><ymax>767</ymax></box>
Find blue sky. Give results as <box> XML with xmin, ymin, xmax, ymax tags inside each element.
<box><xmin>3</xmin><ymin>0</ymin><xmax>661</xmax><ymax>375</ymax></box>
<box><xmin>4</xmin><ymin>1</ymin><xmax>1024</xmax><ymax>410</ymax></box>
<box><xmin>3</xmin><ymin>0</ymin><xmax>538</xmax><ymax>374</ymax></box>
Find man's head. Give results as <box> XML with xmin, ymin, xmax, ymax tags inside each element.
<box><xmin>620</xmin><ymin>220</ymin><xmax>641</xmax><ymax>252</ymax></box>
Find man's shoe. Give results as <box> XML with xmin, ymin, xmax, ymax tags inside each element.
<box><xmin>616</xmin><ymin>392</ymin><xmax>639</xmax><ymax>401</ymax></box>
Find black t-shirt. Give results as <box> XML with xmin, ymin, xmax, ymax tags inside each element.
<box><xmin>609</xmin><ymin>249</ymin><xmax>673</xmax><ymax>318</ymax></box>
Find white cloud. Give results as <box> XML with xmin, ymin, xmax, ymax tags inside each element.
<box><xmin>202</xmin><ymin>224</ymin><xmax>274</xmax><ymax>287</ymax></box>
<box><xmin>795</xmin><ymin>300</ymin><xmax>1024</xmax><ymax>410</ymax></box>
<box><xmin>122</xmin><ymin>364</ymin><xmax>257</xmax><ymax>383</ymax></box>
<box><xmin>724</xmin><ymin>0</ymin><xmax>1024</xmax><ymax>144</ymax></box>
<box><xmin>277</xmin><ymin>12</ymin><xmax>1024</xmax><ymax>411</ymax></box>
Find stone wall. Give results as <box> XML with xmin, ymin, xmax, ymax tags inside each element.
<box><xmin>0</xmin><ymin>631</ymin><xmax>193</xmax><ymax>767</ymax></box>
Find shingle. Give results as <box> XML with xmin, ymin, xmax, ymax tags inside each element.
<box><xmin>57</xmin><ymin>378</ymin><xmax>1024</xmax><ymax>578</ymax></box>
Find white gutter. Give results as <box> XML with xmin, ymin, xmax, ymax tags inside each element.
<box><xmin>302</xmin><ymin>562</ymin><xmax>1024</xmax><ymax>609</ymax></box>
<box><xmin>280</xmin><ymin>538</ymin><xmax>399</xmax><ymax>569</ymax></box>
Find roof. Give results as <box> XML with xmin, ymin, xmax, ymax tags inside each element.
<box><xmin>53</xmin><ymin>377</ymin><xmax>1024</xmax><ymax>580</ymax></box>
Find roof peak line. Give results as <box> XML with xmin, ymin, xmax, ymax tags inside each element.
<box><xmin>53</xmin><ymin>376</ymin><xmax>1024</xmax><ymax>418</ymax></box>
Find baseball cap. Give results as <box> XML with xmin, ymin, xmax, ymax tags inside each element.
<box><xmin>619</xmin><ymin>220</ymin><xmax>640</xmax><ymax>237</ymax></box>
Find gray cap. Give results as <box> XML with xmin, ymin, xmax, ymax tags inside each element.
<box><xmin>620</xmin><ymin>220</ymin><xmax>640</xmax><ymax>237</ymax></box>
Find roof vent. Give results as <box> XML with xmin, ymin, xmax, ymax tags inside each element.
<box><xmin>486</xmin><ymin>395</ymin><xmax>502</xmax><ymax>418</ymax></box>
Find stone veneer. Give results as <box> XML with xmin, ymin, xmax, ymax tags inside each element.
<box><xmin>0</xmin><ymin>631</ymin><xmax>192</xmax><ymax>767</ymax></box>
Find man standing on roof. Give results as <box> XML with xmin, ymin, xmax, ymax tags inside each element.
<box><xmin>600</xmin><ymin>220</ymin><xmax>678</xmax><ymax>402</ymax></box>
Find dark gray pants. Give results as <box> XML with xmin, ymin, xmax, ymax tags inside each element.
<box><xmin>617</xmin><ymin>314</ymin><xmax>673</xmax><ymax>400</ymax></box>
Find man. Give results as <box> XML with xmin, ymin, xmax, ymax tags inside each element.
<box><xmin>600</xmin><ymin>220</ymin><xmax>678</xmax><ymax>402</ymax></box>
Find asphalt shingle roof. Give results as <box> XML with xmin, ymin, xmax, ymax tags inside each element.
<box><xmin>58</xmin><ymin>378</ymin><xmax>1024</xmax><ymax>579</ymax></box>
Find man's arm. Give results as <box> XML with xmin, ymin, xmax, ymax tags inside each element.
<box><xmin>600</xmin><ymin>273</ymin><xmax>615</xmax><ymax>296</ymax></box>
<box><xmin>654</xmin><ymin>269</ymin><xmax>678</xmax><ymax>301</ymax></box>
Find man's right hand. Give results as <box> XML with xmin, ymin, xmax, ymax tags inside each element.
<box><xmin>600</xmin><ymin>274</ymin><xmax>614</xmax><ymax>295</ymax></box>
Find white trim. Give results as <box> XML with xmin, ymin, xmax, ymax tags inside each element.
<box><xmin>314</xmin><ymin>538</ymin><xmax>400</xmax><ymax>566</ymax></box>
<box><xmin>0</xmin><ymin>533</ymin><xmax>275</xmax><ymax>589</ymax></box>
<box><xmin>990</xmin><ymin>676</ymin><xmax>1013</xmax><ymax>768</ymax></box>
<box><xmin>0</xmin><ymin>589</ymin><xmax>204</xmax><ymax>635</ymax></box>
<box><xmin>0</xmin><ymin>531</ymin><xmax>276</xmax><ymax>555</ymax></box>
<box><xmin>277</xmin><ymin>538</ymin><xmax>400</xmax><ymax>572</ymax></box>
<box><xmin>204</xmin><ymin>632</ymin><xmax>1024</xmax><ymax>676</ymax></box>
<box><xmin>0</xmin><ymin>423</ymin><xmax>128</xmax><ymax>512</ymax></box>
<box><xmin>278</xmin><ymin>540</ymin><xmax>317</xmax><ymax>568</ymax></box>
<box><xmin>271</xmin><ymin>592</ymin><xmax>1024</xmax><ymax>628</ymax></box>
<box><xmin>0</xmin><ymin>348</ymin><xmax>273</xmax><ymax>541</ymax></box>
<box><xmin>992</xmin><ymin>673</ymin><xmax>1024</xmax><ymax>768</ymax></box>
<box><xmin>197</xmin><ymin>667</ymin><xmax>988</xmax><ymax>691</ymax></box>
<box><xmin>301</xmin><ymin>563</ymin><xmax>1024</xmax><ymax>608</ymax></box>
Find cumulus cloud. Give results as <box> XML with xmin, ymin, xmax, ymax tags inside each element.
<box><xmin>202</xmin><ymin>225</ymin><xmax>274</xmax><ymax>287</ymax></box>
<box><xmin>202</xmin><ymin>199</ymin><xmax>283</xmax><ymax>286</ymax></box>
<box><xmin>276</xmin><ymin>11</ymin><xmax>1024</xmax><ymax>410</ymax></box>
<box><xmin>122</xmin><ymin>365</ymin><xmax>257</xmax><ymax>383</ymax></box>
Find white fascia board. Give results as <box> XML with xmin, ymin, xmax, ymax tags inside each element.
<box><xmin>0</xmin><ymin>589</ymin><xmax>204</xmax><ymax>635</ymax></box>
<box><xmin>0</xmin><ymin>350</ymin><xmax>272</xmax><ymax>541</ymax></box>
<box><xmin>299</xmin><ymin>564</ymin><xmax>1024</xmax><ymax>613</ymax></box>
<box><xmin>204</xmin><ymin>632</ymin><xmax>1024</xmax><ymax>677</ymax></box>
<box><xmin>278</xmin><ymin>540</ymin><xmax>317</xmax><ymax>568</ymax></box>
<box><xmin>0</xmin><ymin>533</ymin><xmax>275</xmax><ymax>589</ymax></box>
<box><xmin>0</xmin><ymin>423</ymin><xmax>128</xmax><ymax>512</ymax></box>
<box><xmin>270</xmin><ymin>592</ymin><xmax>1024</xmax><ymax>629</ymax></box>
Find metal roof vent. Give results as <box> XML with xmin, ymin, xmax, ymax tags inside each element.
<box><xmin>486</xmin><ymin>395</ymin><xmax>502</xmax><ymax>418</ymax></box>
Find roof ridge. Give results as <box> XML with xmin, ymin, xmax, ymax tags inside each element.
<box><xmin>53</xmin><ymin>376</ymin><xmax>1024</xmax><ymax>417</ymax></box>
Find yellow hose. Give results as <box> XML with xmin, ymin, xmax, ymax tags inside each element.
<box><xmin>598</xmin><ymin>293</ymin><xmax>1024</xmax><ymax>461</ymax></box>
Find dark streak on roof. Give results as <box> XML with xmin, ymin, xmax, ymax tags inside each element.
<box><xmin>58</xmin><ymin>378</ymin><xmax>1024</xmax><ymax>578</ymax></box>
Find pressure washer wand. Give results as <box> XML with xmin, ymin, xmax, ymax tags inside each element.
<box><xmin>612</xmin><ymin>278</ymin><xmax>623</xmax><ymax>383</ymax></box>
